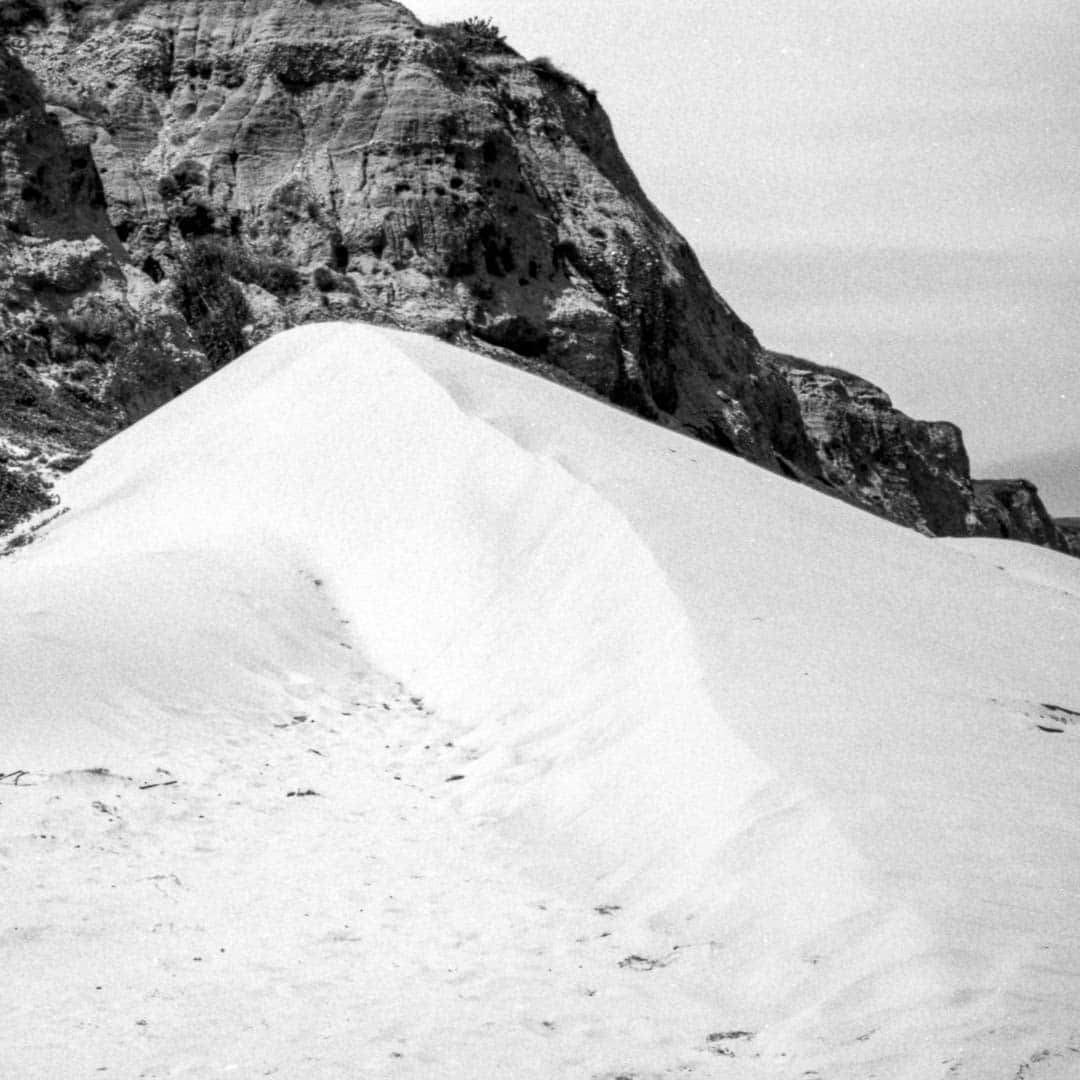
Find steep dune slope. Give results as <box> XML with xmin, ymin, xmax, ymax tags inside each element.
<box><xmin>2</xmin><ymin>323</ymin><xmax>1079</xmax><ymax>1078</ymax></box>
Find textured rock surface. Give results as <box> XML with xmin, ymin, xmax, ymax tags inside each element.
<box><xmin>14</xmin><ymin>0</ymin><xmax>802</xmax><ymax>455</ymax></box>
<box><xmin>1057</xmin><ymin>519</ymin><xmax>1080</xmax><ymax>556</ymax></box>
<box><xmin>973</xmin><ymin>480</ymin><xmax>1079</xmax><ymax>556</ymax></box>
<box><xmin>0</xmin><ymin>0</ymin><xmax>1070</xmax><ymax>554</ymax></box>
<box><xmin>765</xmin><ymin>352</ymin><xmax>979</xmax><ymax>536</ymax></box>
<box><xmin>0</xmin><ymin>30</ymin><xmax>206</xmax><ymax>531</ymax></box>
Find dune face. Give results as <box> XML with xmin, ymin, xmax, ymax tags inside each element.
<box><xmin>3</xmin><ymin>323</ymin><xmax>1079</xmax><ymax>1077</ymax></box>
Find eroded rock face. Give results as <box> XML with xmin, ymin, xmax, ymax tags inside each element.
<box><xmin>0</xmin><ymin>0</ymin><xmax>1070</xmax><ymax>554</ymax></box>
<box><xmin>1057</xmin><ymin>519</ymin><xmax>1080</xmax><ymax>556</ymax></box>
<box><xmin>0</xmin><ymin>32</ymin><xmax>206</xmax><ymax>531</ymax></box>
<box><xmin>11</xmin><ymin>0</ymin><xmax>813</xmax><ymax>463</ymax></box>
<box><xmin>766</xmin><ymin>353</ymin><xmax>979</xmax><ymax>536</ymax></box>
<box><xmin>973</xmin><ymin>480</ymin><xmax>1078</xmax><ymax>556</ymax></box>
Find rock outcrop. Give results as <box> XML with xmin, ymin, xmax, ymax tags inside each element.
<box><xmin>13</xmin><ymin>0</ymin><xmax>809</xmax><ymax>456</ymax></box>
<box><xmin>0</xmin><ymin>24</ymin><xmax>207</xmax><ymax>531</ymax></box>
<box><xmin>1057</xmin><ymin>519</ymin><xmax>1080</xmax><ymax>556</ymax></box>
<box><xmin>0</xmin><ymin>0</ymin><xmax>1069</xmax><ymax>554</ymax></box>
<box><xmin>764</xmin><ymin>352</ymin><xmax>979</xmax><ymax>535</ymax></box>
<box><xmin>973</xmin><ymin>481</ymin><xmax>1079</xmax><ymax>556</ymax></box>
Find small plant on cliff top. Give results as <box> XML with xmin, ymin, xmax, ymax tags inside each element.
<box><xmin>430</xmin><ymin>15</ymin><xmax>507</xmax><ymax>52</ymax></box>
<box><xmin>459</xmin><ymin>16</ymin><xmax>503</xmax><ymax>43</ymax></box>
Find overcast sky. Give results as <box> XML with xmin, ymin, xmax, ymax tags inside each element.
<box><xmin>409</xmin><ymin>1</ymin><xmax>1079</xmax><ymax>512</ymax></box>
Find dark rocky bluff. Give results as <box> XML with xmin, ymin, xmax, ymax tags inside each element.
<box><xmin>973</xmin><ymin>481</ymin><xmax>1079</xmax><ymax>556</ymax></box>
<box><xmin>1057</xmin><ymin>519</ymin><xmax>1080</xmax><ymax>554</ymax></box>
<box><xmin>0</xmin><ymin>0</ymin><xmax>1072</xmax><ymax>554</ymax></box>
<box><xmin>0</xmin><ymin>4</ymin><xmax>206</xmax><ymax>532</ymax></box>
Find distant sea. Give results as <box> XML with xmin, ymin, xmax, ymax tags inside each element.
<box><xmin>700</xmin><ymin>244</ymin><xmax>1079</xmax><ymax>517</ymax></box>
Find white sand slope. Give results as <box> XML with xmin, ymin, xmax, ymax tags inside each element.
<box><xmin>2</xmin><ymin>323</ymin><xmax>1079</xmax><ymax>1079</ymax></box>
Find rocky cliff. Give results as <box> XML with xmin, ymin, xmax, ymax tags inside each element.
<box><xmin>1057</xmin><ymin>519</ymin><xmax>1080</xmax><ymax>555</ymax></box>
<box><xmin>0</xmin><ymin>0</ymin><xmax>1068</xmax><ymax>553</ymax></box>
<box><xmin>0</xmin><ymin>8</ymin><xmax>207</xmax><ymax>531</ymax></box>
<box><xmin>763</xmin><ymin>351</ymin><xmax>980</xmax><ymax>536</ymax></box>
<box><xmin>973</xmin><ymin>481</ymin><xmax>1080</xmax><ymax>557</ymax></box>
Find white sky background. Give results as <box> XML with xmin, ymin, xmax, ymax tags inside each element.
<box><xmin>408</xmin><ymin>0</ymin><xmax>1080</xmax><ymax>513</ymax></box>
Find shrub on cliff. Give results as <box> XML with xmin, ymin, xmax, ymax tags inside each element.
<box><xmin>225</xmin><ymin>244</ymin><xmax>302</xmax><ymax>296</ymax></box>
<box><xmin>157</xmin><ymin>175</ymin><xmax>181</xmax><ymax>201</ymax></box>
<box><xmin>115</xmin><ymin>0</ymin><xmax>149</xmax><ymax>22</ymax></box>
<box><xmin>53</xmin><ymin>303</ymin><xmax>118</xmax><ymax>363</ymax></box>
<box><xmin>0</xmin><ymin>0</ymin><xmax>47</xmax><ymax>34</ymax></box>
<box><xmin>458</xmin><ymin>16</ymin><xmax>504</xmax><ymax>45</ymax></box>
<box><xmin>312</xmin><ymin>265</ymin><xmax>357</xmax><ymax>294</ymax></box>
<box><xmin>312</xmin><ymin>265</ymin><xmax>337</xmax><ymax>292</ymax></box>
<box><xmin>107</xmin><ymin>323</ymin><xmax>206</xmax><ymax>424</ymax></box>
<box><xmin>173</xmin><ymin>240</ymin><xmax>250</xmax><ymax>370</ymax></box>
<box><xmin>428</xmin><ymin>16</ymin><xmax>509</xmax><ymax>54</ymax></box>
<box><xmin>245</xmin><ymin>256</ymin><xmax>301</xmax><ymax>295</ymax></box>
<box><xmin>0</xmin><ymin>464</ymin><xmax>53</xmax><ymax>536</ymax></box>
<box><xmin>169</xmin><ymin>159</ymin><xmax>206</xmax><ymax>191</ymax></box>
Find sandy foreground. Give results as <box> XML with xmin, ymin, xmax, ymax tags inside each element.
<box><xmin>3</xmin><ymin>666</ymin><xmax>795</xmax><ymax>1079</ymax></box>
<box><xmin>3</xmin><ymin>323</ymin><xmax>1080</xmax><ymax>1078</ymax></box>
